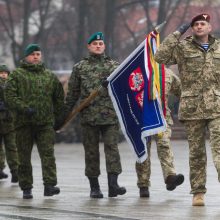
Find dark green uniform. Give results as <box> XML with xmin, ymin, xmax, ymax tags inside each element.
<box><xmin>5</xmin><ymin>61</ymin><xmax>64</xmax><ymax>190</ymax></box>
<box><xmin>65</xmin><ymin>53</ymin><xmax>122</xmax><ymax>177</ymax></box>
<box><xmin>0</xmin><ymin>77</ymin><xmax>18</xmax><ymax>175</ymax></box>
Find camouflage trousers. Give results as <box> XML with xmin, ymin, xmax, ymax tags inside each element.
<box><xmin>136</xmin><ymin>125</ymin><xmax>176</xmax><ymax>188</ymax></box>
<box><xmin>0</xmin><ymin>131</ymin><xmax>18</xmax><ymax>173</ymax></box>
<box><xmin>81</xmin><ymin>124</ymin><xmax>122</xmax><ymax>177</ymax></box>
<box><xmin>16</xmin><ymin>125</ymin><xmax>57</xmax><ymax>190</ymax></box>
<box><xmin>0</xmin><ymin>142</ymin><xmax>5</xmax><ymax>170</ymax></box>
<box><xmin>183</xmin><ymin>118</ymin><xmax>220</xmax><ymax>194</ymax></box>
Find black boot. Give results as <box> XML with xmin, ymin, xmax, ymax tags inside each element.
<box><xmin>11</xmin><ymin>170</ymin><xmax>18</xmax><ymax>183</ymax></box>
<box><xmin>0</xmin><ymin>170</ymin><xmax>8</xmax><ymax>179</ymax></box>
<box><xmin>108</xmin><ymin>173</ymin><xmax>126</xmax><ymax>197</ymax></box>
<box><xmin>139</xmin><ymin>187</ymin><xmax>150</xmax><ymax>198</ymax></box>
<box><xmin>165</xmin><ymin>174</ymin><xmax>184</xmax><ymax>191</ymax></box>
<box><xmin>88</xmin><ymin>177</ymin><xmax>103</xmax><ymax>198</ymax></box>
<box><xmin>23</xmin><ymin>189</ymin><xmax>33</xmax><ymax>199</ymax></box>
<box><xmin>44</xmin><ymin>185</ymin><xmax>60</xmax><ymax>196</ymax></box>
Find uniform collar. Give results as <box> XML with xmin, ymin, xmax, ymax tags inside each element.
<box><xmin>185</xmin><ymin>35</ymin><xmax>218</xmax><ymax>51</ymax></box>
<box><xmin>20</xmin><ymin>60</ymin><xmax>45</xmax><ymax>72</ymax></box>
<box><xmin>88</xmin><ymin>53</ymin><xmax>105</xmax><ymax>62</ymax></box>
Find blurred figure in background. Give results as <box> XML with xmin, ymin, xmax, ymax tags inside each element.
<box><xmin>0</xmin><ymin>65</ymin><xmax>18</xmax><ymax>183</ymax></box>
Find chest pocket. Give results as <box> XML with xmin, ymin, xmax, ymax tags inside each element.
<box><xmin>213</xmin><ymin>52</ymin><xmax>220</xmax><ymax>70</ymax></box>
<box><xmin>183</xmin><ymin>51</ymin><xmax>204</xmax><ymax>72</ymax></box>
<box><xmin>180</xmin><ymin>91</ymin><xmax>200</xmax><ymax>114</ymax></box>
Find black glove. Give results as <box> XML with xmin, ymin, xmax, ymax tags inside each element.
<box><xmin>0</xmin><ymin>102</ymin><xmax>6</xmax><ymax>112</ymax></box>
<box><xmin>25</xmin><ymin>107</ymin><xmax>36</xmax><ymax>117</ymax></box>
<box><xmin>54</xmin><ymin>119</ymin><xmax>65</xmax><ymax>131</ymax></box>
<box><xmin>54</xmin><ymin>111</ymin><xmax>68</xmax><ymax>131</ymax></box>
<box><xmin>176</xmin><ymin>23</ymin><xmax>190</xmax><ymax>35</ymax></box>
<box><xmin>101</xmin><ymin>78</ymin><xmax>109</xmax><ymax>88</ymax></box>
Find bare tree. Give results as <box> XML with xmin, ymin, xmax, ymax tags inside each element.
<box><xmin>104</xmin><ymin>0</ymin><xmax>116</xmax><ymax>56</ymax></box>
<box><xmin>0</xmin><ymin>0</ymin><xmax>59</xmax><ymax>66</ymax></box>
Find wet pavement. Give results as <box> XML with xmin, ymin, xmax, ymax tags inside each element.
<box><xmin>0</xmin><ymin>140</ymin><xmax>220</xmax><ymax>220</ymax></box>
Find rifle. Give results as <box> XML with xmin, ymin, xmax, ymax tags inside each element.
<box><xmin>57</xmin><ymin>84</ymin><xmax>103</xmax><ymax>132</ymax></box>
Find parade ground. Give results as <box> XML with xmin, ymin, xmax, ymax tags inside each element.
<box><xmin>0</xmin><ymin>140</ymin><xmax>219</xmax><ymax>220</ymax></box>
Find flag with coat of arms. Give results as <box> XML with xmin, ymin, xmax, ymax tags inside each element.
<box><xmin>108</xmin><ymin>26</ymin><xmax>167</xmax><ymax>163</ymax></box>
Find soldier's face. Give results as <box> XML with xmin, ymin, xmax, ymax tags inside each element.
<box><xmin>87</xmin><ymin>40</ymin><xmax>105</xmax><ymax>55</ymax></box>
<box><xmin>0</xmin><ymin>72</ymin><xmax>8</xmax><ymax>79</ymax></box>
<box><xmin>25</xmin><ymin>51</ymin><xmax>42</xmax><ymax>64</ymax></box>
<box><xmin>191</xmin><ymin>21</ymin><xmax>212</xmax><ymax>38</ymax></box>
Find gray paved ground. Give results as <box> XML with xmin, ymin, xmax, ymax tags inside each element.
<box><xmin>0</xmin><ymin>140</ymin><xmax>219</xmax><ymax>220</ymax></box>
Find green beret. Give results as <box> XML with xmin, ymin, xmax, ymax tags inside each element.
<box><xmin>87</xmin><ymin>32</ymin><xmax>104</xmax><ymax>44</ymax></box>
<box><xmin>24</xmin><ymin>44</ymin><xmax>41</xmax><ymax>57</ymax></box>
<box><xmin>0</xmin><ymin>65</ymin><xmax>10</xmax><ymax>74</ymax></box>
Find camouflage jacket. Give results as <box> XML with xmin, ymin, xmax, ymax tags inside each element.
<box><xmin>0</xmin><ymin>78</ymin><xmax>14</xmax><ymax>133</ymax></box>
<box><xmin>65</xmin><ymin>53</ymin><xmax>119</xmax><ymax>125</ymax></box>
<box><xmin>155</xmin><ymin>32</ymin><xmax>220</xmax><ymax>120</ymax></box>
<box><xmin>5</xmin><ymin>62</ymin><xmax>65</xmax><ymax>127</ymax></box>
<box><xmin>165</xmin><ymin>68</ymin><xmax>181</xmax><ymax>125</ymax></box>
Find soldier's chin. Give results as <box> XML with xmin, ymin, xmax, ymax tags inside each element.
<box><xmin>32</xmin><ymin>60</ymin><xmax>41</xmax><ymax>64</ymax></box>
<box><xmin>93</xmin><ymin>51</ymin><xmax>103</xmax><ymax>55</ymax></box>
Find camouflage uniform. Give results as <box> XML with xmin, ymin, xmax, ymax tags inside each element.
<box><xmin>154</xmin><ymin>31</ymin><xmax>220</xmax><ymax>194</ymax></box>
<box><xmin>5</xmin><ymin>61</ymin><xmax>64</xmax><ymax>190</ymax></box>
<box><xmin>136</xmin><ymin>68</ymin><xmax>181</xmax><ymax>188</ymax></box>
<box><xmin>0</xmin><ymin>77</ymin><xmax>18</xmax><ymax>175</ymax></box>
<box><xmin>0</xmin><ymin>142</ymin><xmax>5</xmax><ymax>171</ymax></box>
<box><xmin>65</xmin><ymin>53</ymin><xmax>122</xmax><ymax>177</ymax></box>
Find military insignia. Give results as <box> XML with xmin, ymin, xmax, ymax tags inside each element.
<box><xmin>135</xmin><ymin>90</ymin><xmax>144</xmax><ymax>108</ymax></box>
<box><xmin>97</xmin><ymin>35</ymin><xmax>100</xmax><ymax>40</ymax></box>
<box><xmin>128</xmin><ymin>67</ymin><xmax>144</xmax><ymax>92</ymax></box>
<box><xmin>203</xmin><ymin>14</ymin><xmax>208</xmax><ymax>19</ymax></box>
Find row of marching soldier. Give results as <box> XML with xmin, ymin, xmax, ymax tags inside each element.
<box><xmin>0</xmin><ymin>13</ymin><xmax>217</xmax><ymax>207</ymax></box>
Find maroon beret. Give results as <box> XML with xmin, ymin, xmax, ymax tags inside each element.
<box><xmin>191</xmin><ymin>14</ymin><xmax>210</xmax><ymax>27</ymax></box>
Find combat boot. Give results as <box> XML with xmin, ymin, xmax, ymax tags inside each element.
<box><xmin>165</xmin><ymin>174</ymin><xmax>184</xmax><ymax>191</ymax></box>
<box><xmin>192</xmin><ymin>193</ymin><xmax>205</xmax><ymax>206</ymax></box>
<box><xmin>23</xmin><ymin>189</ymin><xmax>33</xmax><ymax>199</ymax></box>
<box><xmin>44</xmin><ymin>185</ymin><xmax>60</xmax><ymax>196</ymax></box>
<box><xmin>11</xmin><ymin>170</ymin><xmax>18</xmax><ymax>183</ymax></box>
<box><xmin>0</xmin><ymin>170</ymin><xmax>8</xmax><ymax>179</ymax></box>
<box><xmin>108</xmin><ymin>173</ymin><xmax>126</xmax><ymax>197</ymax></box>
<box><xmin>88</xmin><ymin>177</ymin><xmax>103</xmax><ymax>198</ymax></box>
<box><xmin>139</xmin><ymin>187</ymin><xmax>150</xmax><ymax>198</ymax></box>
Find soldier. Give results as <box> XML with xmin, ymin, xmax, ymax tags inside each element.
<box><xmin>64</xmin><ymin>32</ymin><xmax>126</xmax><ymax>198</ymax></box>
<box><xmin>5</xmin><ymin>44</ymin><xmax>65</xmax><ymax>199</ymax></box>
<box><xmin>154</xmin><ymin>14</ymin><xmax>220</xmax><ymax>206</ymax></box>
<box><xmin>0</xmin><ymin>65</ymin><xmax>19</xmax><ymax>183</ymax></box>
<box><xmin>136</xmin><ymin>68</ymin><xmax>184</xmax><ymax>197</ymax></box>
<box><xmin>0</xmin><ymin>141</ymin><xmax>8</xmax><ymax>179</ymax></box>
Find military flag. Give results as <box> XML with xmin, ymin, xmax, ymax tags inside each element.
<box><xmin>108</xmin><ymin>30</ymin><xmax>166</xmax><ymax>163</ymax></box>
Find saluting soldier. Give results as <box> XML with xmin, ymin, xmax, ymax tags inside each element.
<box><xmin>64</xmin><ymin>32</ymin><xmax>126</xmax><ymax>198</ymax></box>
<box><xmin>5</xmin><ymin>44</ymin><xmax>65</xmax><ymax>199</ymax></box>
<box><xmin>155</xmin><ymin>14</ymin><xmax>220</xmax><ymax>206</ymax></box>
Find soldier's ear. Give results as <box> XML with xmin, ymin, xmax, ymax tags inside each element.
<box><xmin>87</xmin><ymin>44</ymin><xmax>91</xmax><ymax>50</ymax></box>
<box><xmin>208</xmin><ymin>23</ymin><xmax>212</xmax><ymax>32</ymax></box>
